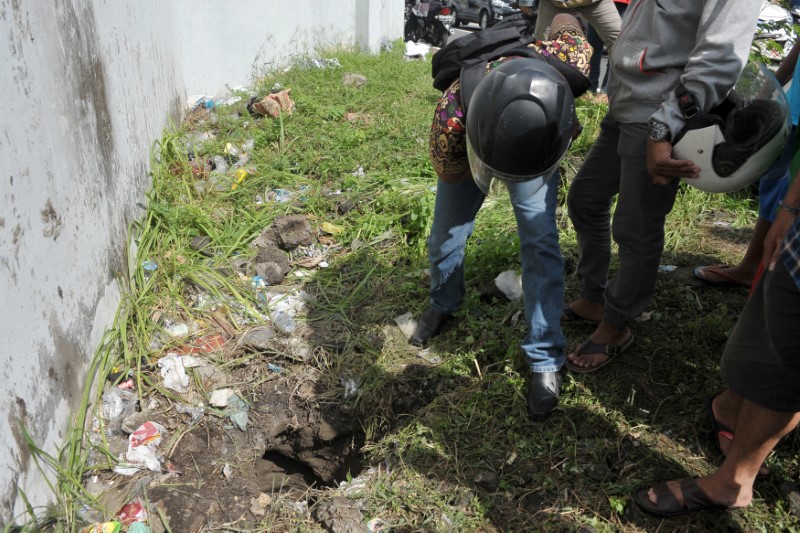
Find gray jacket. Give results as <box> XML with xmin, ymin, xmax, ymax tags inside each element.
<box><xmin>608</xmin><ymin>0</ymin><xmax>761</xmax><ymax>139</ymax></box>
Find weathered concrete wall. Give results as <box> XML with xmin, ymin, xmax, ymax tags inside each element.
<box><xmin>0</xmin><ymin>0</ymin><xmax>400</xmax><ymax>526</ymax></box>
<box><xmin>0</xmin><ymin>0</ymin><xmax>184</xmax><ymax>524</ymax></box>
<box><xmin>174</xmin><ymin>0</ymin><xmax>404</xmax><ymax>97</ymax></box>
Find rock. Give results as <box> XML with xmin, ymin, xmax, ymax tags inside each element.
<box><xmin>585</xmin><ymin>463</ymin><xmax>610</xmax><ymax>482</ymax></box>
<box><xmin>271</xmin><ymin>215</ymin><xmax>315</xmax><ymax>251</ymax></box>
<box><xmin>473</xmin><ymin>471</ymin><xmax>499</xmax><ymax>492</ymax></box>
<box><xmin>250</xmin><ymin>492</ymin><xmax>272</xmax><ymax>517</ymax></box>
<box><xmin>337</xmin><ymin>199</ymin><xmax>355</xmax><ymax>215</ymax></box>
<box><xmin>242</xmin><ymin>326</ymin><xmax>276</xmax><ymax>350</ymax></box>
<box><xmin>342</xmin><ymin>73</ymin><xmax>368</xmax><ymax>88</ymax></box>
<box><xmin>190</xmin><ymin>236</ymin><xmax>214</xmax><ymax>257</ymax></box>
<box><xmin>313</xmin><ymin>496</ymin><xmax>367</xmax><ymax>533</ymax></box>
<box><xmin>254</xmin><ymin>245</ymin><xmax>291</xmax><ymax>285</ymax></box>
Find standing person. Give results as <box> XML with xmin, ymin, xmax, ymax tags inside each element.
<box><xmin>410</xmin><ymin>14</ymin><xmax>592</xmax><ymax>420</ymax></box>
<box><xmin>634</xmin><ymin>175</ymin><xmax>800</xmax><ymax>516</ymax></box>
<box><xmin>585</xmin><ymin>0</ymin><xmax>629</xmax><ymax>94</ymax></box>
<box><xmin>563</xmin><ymin>0</ymin><xmax>763</xmax><ymax>372</ymax></box>
<box><xmin>694</xmin><ymin>38</ymin><xmax>800</xmax><ymax>289</ymax></box>
<box><xmin>534</xmin><ymin>0</ymin><xmax>621</xmax><ymax>53</ymax></box>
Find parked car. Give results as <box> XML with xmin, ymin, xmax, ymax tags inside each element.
<box><xmin>450</xmin><ymin>0</ymin><xmax>520</xmax><ymax>30</ymax></box>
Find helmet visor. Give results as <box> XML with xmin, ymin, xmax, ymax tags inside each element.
<box><xmin>467</xmin><ymin>136</ymin><xmax>567</xmax><ymax>195</ymax></box>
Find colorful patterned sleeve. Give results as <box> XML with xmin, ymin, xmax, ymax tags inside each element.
<box><xmin>531</xmin><ymin>23</ymin><xmax>593</xmax><ymax>77</ymax></box>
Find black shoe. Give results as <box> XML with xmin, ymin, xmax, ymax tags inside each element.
<box><xmin>527</xmin><ymin>371</ymin><xmax>561</xmax><ymax>421</ymax></box>
<box><xmin>409</xmin><ymin>307</ymin><xmax>451</xmax><ymax>346</ymax></box>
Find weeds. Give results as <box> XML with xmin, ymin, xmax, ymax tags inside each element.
<box><xmin>17</xmin><ymin>42</ymin><xmax>800</xmax><ymax>532</ymax></box>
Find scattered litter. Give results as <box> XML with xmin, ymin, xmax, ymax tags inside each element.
<box><xmin>141</xmin><ymin>260</ymin><xmax>158</xmax><ymax>274</ymax></box>
<box><xmin>268</xmin><ymin>188</ymin><xmax>293</xmax><ymax>203</ymax></box>
<box><xmin>224</xmin><ymin>394</ymin><xmax>249</xmax><ymax>431</ymax></box>
<box><xmin>163</xmin><ymin>321</ymin><xmax>189</xmax><ymax>339</ymax></box>
<box><xmin>116</xmin><ymin>501</ymin><xmax>147</xmax><ymax>525</ymax></box>
<box><xmin>248</xmin><ymin>89</ymin><xmax>295</xmax><ymax>118</ymax></box>
<box><xmin>637</xmin><ymin>311</ymin><xmax>654</xmax><ymax>322</ymax></box>
<box><xmin>81</xmin><ymin>523</ymin><xmax>121</xmax><ymax>533</ymax></box>
<box><xmin>418</xmin><ymin>348</ymin><xmax>443</xmax><ymax>365</ymax></box>
<box><xmin>267</xmin><ymin>363</ymin><xmax>283</xmax><ymax>373</ymax></box>
<box><xmin>321</xmin><ymin>222</ymin><xmax>344</xmax><ymax>235</ymax></box>
<box><xmin>119</xmin><ymin>422</ymin><xmax>166</xmax><ymax>473</ymax></box>
<box><xmin>299</xmin><ymin>57</ymin><xmax>342</xmax><ymax>69</ymax></box>
<box><xmin>351</xmin><ymin>166</ymin><xmax>365</xmax><ymax>177</ymax></box>
<box><xmin>231</xmin><ymin>168</ymin><xmax>249</xmax><ymax>190</ymax></box>
<box><xmin>157</xmin><ymin>354</ymin><xmax>205</xmax><ymax>393</ymax></box>
<box><xmin>658</xmin><ymin>264</ymin><xmax>678</xmax><ymax>273</ymax></box>
<box><xmin>404</xmin><ymin>40</ymin><xmax>431</xmax><ymax>61</ymax></box>
<box><xmin>367</xmin><ymin>517</ymin><xmax>385</xmax><ymax>533</ymax></box>
<box><xmin>250</xmin><ymin>493</ymin><xmax>272</xmax><ymax>517</ymax></box>
<box><xmin>393</xmin><ymin>312</ymin><xmax>417</xmax><ymax>339</ymax></box>
<box><xmin>212</xmin><ymin>155</ymin><xmax>229</xmax><ymax>173</ymax></box>
<box><xmin>495</xmin><ymin>270</ymin><xmax>523</xmax><ymax>301</ymax></box>
<box><xmin>209</xmin><ymin>388</ymin><xmax>236</xmax><ymax>407</ymax></box>
<box><xmin>241</xmin><ymin>326</ymin><xmax>275</xmax><ymax>350</ymax></box>
<box><xmin>127</xmin><ymin>523</ymin><xmax>151</xmax><ymax>533</ymax></box>
<box><xmin>341</xmin><ymin>376</ymin><xmax>359</xmax><ymax>398</ymax></box>
<box><xmin>174</xmin><ymin>403</ymin><xmax>205</xmax><ymax>427</ymax></box>
<box><xmin>271</xmin><ymin>311</ymin><xmax>297</xmax><ymax>334</ymax></box>
<box><xmin>223</xmin><ymin>463</ymin><xmax>233</xmax><ymax>479</ymax></box>
<box><xmin>175</xmin><ymin>334</ymin><xmax>226</xmax><ymax>355</ymax></box>
<box><xmin>102</xmin><ymin>388</ymin><xmax>137</xmax><ymax>423</ymax></box>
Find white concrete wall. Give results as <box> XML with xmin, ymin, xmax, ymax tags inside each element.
<box><xmin>0</xmin><ymin>0</ymin><xmax>400</xmax><ymax>525</ymax></box>
<box><xmin>174</xmin><ymin>0</ymin><xmax>404</xmax><ymax>97</ymax></box>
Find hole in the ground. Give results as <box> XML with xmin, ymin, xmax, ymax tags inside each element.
<box><xmin>260</xmin><ymin>433</ymin><xmax>366</xmax><ymax>492</ymax></box>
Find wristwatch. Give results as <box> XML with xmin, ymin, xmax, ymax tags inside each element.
<box><xmin>648</xmin><ymin>118</ymin><xmax>671</xmax><ymax>143</ymax></box>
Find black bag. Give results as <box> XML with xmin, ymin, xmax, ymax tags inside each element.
<box><xmin>431</xmin><ymin>13</ymin><xmax>591</xmax><ymax>110</ymax></box>
<box><xmin>431</xmin><ymin>13</ymin><xmax>535</xmax><ymax>92</ymax></box>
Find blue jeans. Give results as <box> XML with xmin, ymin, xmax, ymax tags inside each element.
<box><xmin>426</xmin><ymin>175</ymin><xmax>566</xmax><ymax>373</ymax></box>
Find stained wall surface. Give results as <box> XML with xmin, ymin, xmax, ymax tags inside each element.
<box><xmin>0</xmin><ymin>0</ymin><xmax>400</xmax><ymax>524</ymax></box>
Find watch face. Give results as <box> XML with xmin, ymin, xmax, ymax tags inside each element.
<box><xmin>649</xmin><ymin>120</ymin><xmax>670</xmax><ymax>142</ymax></box>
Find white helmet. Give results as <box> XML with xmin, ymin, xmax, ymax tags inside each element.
<box><xmin>674</xmin><ymin>62</ymin><xmax>790</xmax><ymax>194</ymax></box>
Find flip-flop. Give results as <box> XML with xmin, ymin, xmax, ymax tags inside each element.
<box><xmin>693</xmin><ymin>265</ymin><xmax>751</xmax><ymax>288</ymax></box>
<box><xmin>561</xmin><ymin>305</ymin><xmax>600</xmax><ymax>324</ymax></box>
<box><xmin>634</xmin><ymin>478</ymin><xmax>738</xmax><ymax>517</ymax></box>
<box><xmin>565</xmin><ymin>334</ymin><xmax>634</xmax><ymax>373</ymax></box>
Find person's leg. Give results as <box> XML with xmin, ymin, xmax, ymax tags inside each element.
<box><xmin>569</xmin><ymin>121</ymin><xmax>680</xmax><ymax>369</ymax></box>
<box><xmin>641</xmin><ymin>402</ymin><xmax>800</xmax><ymax>511</ymax></box>
<box><xmin>426</xmin><ymin>178</ymin><xmax>486</xmax><ymax>315</ymax></box>
<box><xmin>695</xmin><ymin>126</ymin><xmax>795</xmax><ymax>287</ymax></box>
<box><xmin>508</xmin><ymin>173</ymin><xmax>566</xmax><ymax>373</ymax></box>
<box><xmin>533</xmin><ymin>0</ymin><xmax>560</xmax><ymax>40</ymax></box>
<box><xmin>565</xmin><ymin>113</ymin><xmax>622</xmax><ymax>323</ymax></box>
<box><xmin>586</xmin><ymin>24</ymin><xmax>604</xmax><ymax>92</ymax></box>
<box><xmin>581</xmin><ymin>0</ymin><xmax>621</xmax><ymax>49</ymax></box>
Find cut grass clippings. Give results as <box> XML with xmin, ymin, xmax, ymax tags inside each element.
<box><xmin>15</xmin><ymin>42</ymin><xmax>800</xmax><ymax>532</ymax></box>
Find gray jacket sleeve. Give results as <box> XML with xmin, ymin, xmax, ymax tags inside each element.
<box><xmin>650</xmin><ymin>0</ymin><xmax>761</xmax><ymax>137</ymax></box>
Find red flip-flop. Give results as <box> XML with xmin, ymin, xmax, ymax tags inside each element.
<box><xmin>693</xmin><ymin>265</ymin><xmax>751</xmax><ymax>288</ymax></box>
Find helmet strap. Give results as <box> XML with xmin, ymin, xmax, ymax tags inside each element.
<box><xmin>676</xmin><ymin>85</ymin><xmax>700</xmax><ymax>119</ymax></box>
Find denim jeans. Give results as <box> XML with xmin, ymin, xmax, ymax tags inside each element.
<box><xmin>426</xmin><ymin>175</ymin><xmax>565</xmax><ymax>373</ymax></box>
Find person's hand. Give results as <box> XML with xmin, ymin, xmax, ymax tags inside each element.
<box><xmin>762</xmin><ymin>208</ymin><xmax>796</xmax><ymax>271</ymax></box>
<box><xmin>646</xmin><ymin>139</ymin><xmax>700</xmax><ymax>186</ymax></box>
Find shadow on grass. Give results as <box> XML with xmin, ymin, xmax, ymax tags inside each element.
<box><xmin>297</xmin><ymin>233</ymin><xmax>799</xmax><ymax>531</ymax></box>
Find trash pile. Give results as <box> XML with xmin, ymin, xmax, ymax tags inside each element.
<box><xmin>76</xmin><ymin>59</ymin><xmax>393</xmax><ymax>532</ymax></box>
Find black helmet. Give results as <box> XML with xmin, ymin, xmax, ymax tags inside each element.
<box><xmin>674</xmin><ymin>62</ymin><xmax>790</xmax><ymax>193</ymax></box>
<box><xmin>466</xmin><ymin>58</ymin><xmax>576</xmax><ymax>194</ymax></box>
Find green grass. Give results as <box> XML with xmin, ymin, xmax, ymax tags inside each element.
<box><xmin>16</xmin><ymin>42</ymin><xmax>800</xmax><ymax>532</ymax></box>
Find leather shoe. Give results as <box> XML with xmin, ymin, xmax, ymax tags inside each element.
<box><xmin>409</xmin><ymin>307</ymin><xmax>451</xmax><ymax>346</ymax></box>
<box><xmin>527</xmin><ymin>371</ymin><xmax>561</xmax><ymax>421</ymax></box>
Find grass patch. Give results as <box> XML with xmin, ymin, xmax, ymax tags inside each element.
<box><xmin>16</xmin><ymin>42</ymin><xmax>800</xmax><ymax>532</ymax></box>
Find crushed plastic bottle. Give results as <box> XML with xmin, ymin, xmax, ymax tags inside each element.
<box><xmin>271</xmin><ymin>311</ymin><xmax>297</xmax><ymax>334</ymax></box>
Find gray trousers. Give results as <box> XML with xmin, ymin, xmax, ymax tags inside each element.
<box><xmin>567</xmin><ymin>113</ymin><xmax>680</xmax><ymax>330</ymax></box>
<box><xmin>534</xmin><ymin>0</ymin><xmax>621</xmax><ymax>48</ymax></box>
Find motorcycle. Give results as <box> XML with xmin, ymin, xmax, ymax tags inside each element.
<box><xmin>404</xmin><ymin>1</ymin><xmax>455</xmax><ymax>48</ymax></box>
<box><xmin>752</xmin><ymin>0</ymin><xmax>797</xmax><ymax>65</ymax></box>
